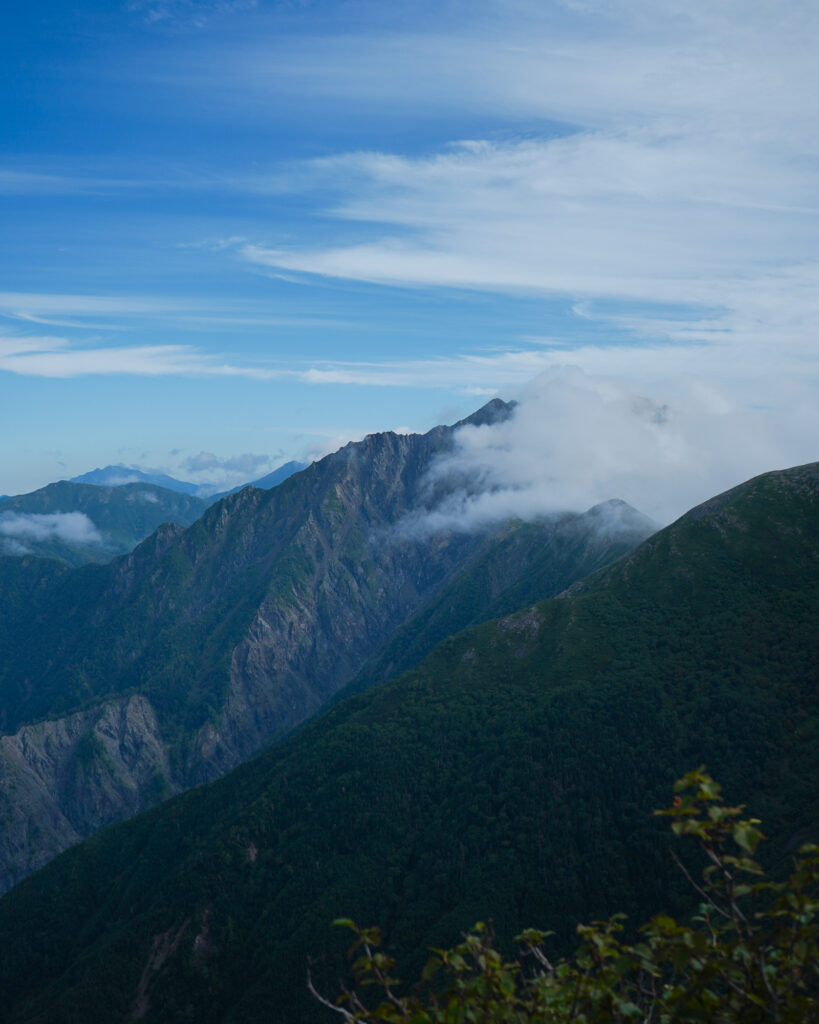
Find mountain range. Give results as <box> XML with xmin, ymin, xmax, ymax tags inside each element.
<box><xmin>69</xmin><ymin>460</ymin><xmax>307</xmax><ymax>500</ymax></box>
<box><xmin>0</xmin><ymin>401</ymin><xmax>655</xmax><ymax>895</ymax></box>
<box><xmin>0</xmin><ymin>453</ymin><xmax>815</xmax><ymax>1022</ymax></box>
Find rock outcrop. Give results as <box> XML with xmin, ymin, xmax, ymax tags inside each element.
<box><xmin>0</xmin><ymin>695</ymin><xmax>171</xmax><ymax>892</ymax></box>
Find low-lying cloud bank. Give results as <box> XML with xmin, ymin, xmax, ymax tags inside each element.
<box><xmin>401</xmin><ymin>368</ymin><xmax>810</xmax><ymax>533</ymax></box>
<box><xmin>0</xmin><ymin>511</ymin><xmax>104</xmax><ymax>551</ymax></box>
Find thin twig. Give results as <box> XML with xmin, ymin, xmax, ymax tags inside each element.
<box><xmin>671</xmin><ymin>849</ymin><xmax>733</xmax><ymax>923</ymax></box>
<box><xmin>307</xmin><ymin>962</ymin><xmax>357</xmax><ymax>1023</ymax></box>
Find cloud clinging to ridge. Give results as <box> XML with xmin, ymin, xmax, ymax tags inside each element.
<box><xmin>398</xmin><ymin>367</ymin><xmax>814</xmax><ymax>530</ymax></box>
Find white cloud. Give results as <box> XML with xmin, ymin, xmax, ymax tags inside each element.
<box><xmin>242</xmin><ymin>132</ymin><xmax>819</xmax><ymax>353</ymax></box>
<box><xmin>0</xmin><ymin>292</ymin><xmax>212</xmax><ymax>334</ymax></box>
<box><xmin>3</xmin><ymin>324</ymin><xmax>814</xmax><ymax>463</ymax></box>
<box><xmin>0</xmin><ymin>171</ymin><xmax>99</xmax><ymax>196</ymax></box>
<box><xmin>0</xmin><ymin>292</ymin><xmax>200</xmax><ymax>316</ymax></box>
<box><xmin>0</xmin><ymin>512</ymin><xmax>104</xmax><ymax>546</ymax></box>
<box><xmin>0</xmin><ymin>291</ymin><xmax>363</xmax><ymax>337</ymax></box>
<box><xmin>7</xmin><ymin>0</ymin><xmax>818</xmax><ymax>393</ymax></box>
<box><xmin>0</xmin><ymin>333</ymin><xmax>286</xmax><ymax>379</ymax></box>
<box><xmin>235</xmin><ymin>0</ymin><xmax>819</xmax><ymax>363</ymax></box>
<box><xmin>210</xmin><ymin>0</ymin><xmax>819</xmax><ymax>139</ymax></box>
<box><xmin>397</xmin><ymin>367</ymin><xmax>815</xmax><ymax>530</ymax></box>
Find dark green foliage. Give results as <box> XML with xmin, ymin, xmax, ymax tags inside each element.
<box><xmin>0</xmin><ymin>464</ymin><xmax>816</xmax><ymax>1021</ymax></box>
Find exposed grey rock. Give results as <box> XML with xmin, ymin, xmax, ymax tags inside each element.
<box><xmin>0</xmin><ymin>695</ymin><xmax>172</xmax><ymax>892</ymax></box>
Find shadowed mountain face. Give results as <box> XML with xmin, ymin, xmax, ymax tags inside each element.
<box><xmin>0</xmin><ymin>462</ymin><xmax>815</xmax><ymax>1024</ymax></box>
<box><xmin>0</xmin><ymin>481</ymin><xmax>209</xmax><ymax>565</ymax></box>
<box><xmin>0</xmin><ymin>400</ymin><xmax>654</xmax><ymax>893</ymax></box>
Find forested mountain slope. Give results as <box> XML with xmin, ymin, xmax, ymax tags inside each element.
<box><xmin>0</xmin><ymin>462</ymin><xmax>815</xmax><ymax>1024</ymax></box>
<box><xmin>0</xmin><ymin>400</ymin><xmax>653</xmax><ymax>893</ymax></box>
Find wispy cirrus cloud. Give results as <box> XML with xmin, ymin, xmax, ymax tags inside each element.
<box><xmin>127</xmin><ymin>0</ymin><xmax>258</xmax><ymax>28</ymax></box>
<box><xmin>0</xmin><ymin>292</ymin><xmax>362</xmax><ymax>334</ymax></box>
<box><xmin>0</xmin><ymin>333</ymin><xmax>285</xmax><ymax>379</ymax></box>
<box><xmin>233</xmin><ymin>0</ymin><xmax>819</xmax><ymax>359</ymax></box>
<box><xmin>242</xmin><ymin>133</ymin><xmax>819</xmax><ymax>354</ymax></box>
<box><xmin>0</xmin><ymin>167</ymin><xmax>219</xmax><ymax>196</ymax></box>
<box><xmin>201</xmin><ymin>0</ymin><xmax>818</xmax><ymax>139</ymax></box>
<box><xmin>2</xmin><ymin>323</ymin><xmax>818</xmax><ymax>432</ymax></box>
<box><xmin>0</xmin><ymin>328</ymin><xmax>540</xmax><ymax>384</ymax></box>
<box><xmin>0</xmin><ymin>292</ymin><xmax>196</xmax><ymax>316</ymax></box>
<box><xmin>0</xmin><ymin>170</ymin><xmax>106</xmax><ymax>196</ymax></box>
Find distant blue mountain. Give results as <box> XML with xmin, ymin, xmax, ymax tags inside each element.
<box><xmin>71</xmin><ymin>465</ymin><xmax>201</xmax><ymax>495</ymax></box>
<box><xmin>249</xmin><ymin>460</ymin><xmax>307</xmax><ymax>490</ymax></box>
<box><xmin>208</xmin><ymin>460</ymin><xmax>307</xmax><ymax>501</ymax></box>
<box><xmin>69</xmin><ymin>460</ymin><xmax>308</xmax><ymax>502</ymax></box>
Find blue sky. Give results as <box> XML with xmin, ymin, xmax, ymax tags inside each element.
<box><xmin>2</xmin><ymin>0</ymin><xmax>818</xmax><ymax>509</ymax></box>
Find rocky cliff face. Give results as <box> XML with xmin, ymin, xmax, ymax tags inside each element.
<box><xmin>183</xmin><ymin>428</ymin><xmax>489</xmax><ymax>779</ymax></box>
<box><xmin>0</xmin><ymin>695</ymin><xmax>172</xmax><ymax>892</ymax></box>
